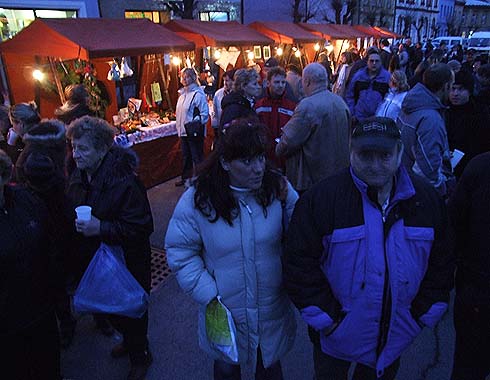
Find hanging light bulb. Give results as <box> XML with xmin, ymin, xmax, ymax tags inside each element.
<box><xmin>295</xmin><ymin>50</ymin><xmax>301</xmax><ymax>58</ymax></box>
<box><xmin>214</xmin><ymin>49</ymin><xmax>221</xmax><ymax>59</ymax></box>
<box><xmin>247</xmin><ymin>51</ymin><xmax>255</xmax><ymax>60</ymax></box>
<box><xmin>32</xmin><ymin>69</ymin><xmax>44</xmax><ymax>81</ymax></box>
<box><xmin>276</xmin><ymin>47</ymin><xmax>283</xmax><ymax>56</ymax></box>
<box><xmin>171</xmin><ymin>56</ymin><xmax>181</xmax><ymax>66</ymax></box>
<box><xmin>314</xmin><ymin>43</ymin><xmax>320</xmax><ymax>51</ymax></box>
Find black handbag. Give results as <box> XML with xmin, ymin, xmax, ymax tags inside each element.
<box><xmin>184</xmin><ymin>93</ymin><xmax>204</xmax><ymax>138</ymax></box>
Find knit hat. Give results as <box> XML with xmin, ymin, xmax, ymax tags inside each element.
<box><xmin>23</xmin><ymin>151</ymin><xmax>60</xmax><ymax>192</ymax></box>
<box><xmin>454</xmin><ymin>70</ymin><xmax>474</xmax><ymax>93</ymax></box>
<box><xmin>264</xmin><ymin>58</ymin><xmax>279</xmax><ymax>68</ymax></box>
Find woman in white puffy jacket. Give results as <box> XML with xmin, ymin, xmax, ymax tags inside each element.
<box><xmin>376</xmin><ymin>70</ymin><xmax>410</xmax><ymax>121</ymax></box>
<box><xmin>165</xmin><ymin>120</ymin><xmax>298</xmax><ymax>380</ymax></box>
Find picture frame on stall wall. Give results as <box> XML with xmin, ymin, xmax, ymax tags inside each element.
<box><xmin>263</xmin><ymin>46</ymin><xmax>271</xmax><ymax>60</ymax></box>
<box><xmin>254</xmin><ymin>46</ymin><xmax>262</xmax><ymax>59</ymax></box>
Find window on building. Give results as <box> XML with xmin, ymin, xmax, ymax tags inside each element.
<box><xmin>124</xmin><ymin>11</ymin><xmax>162</xmax><ymax>23</ymax></box>
<box><xmin>199</xmin><ymin>11</ymin><xmax>229</xmax><ymax>22</ymax></box>
<box><xmin>0</xmin><ymin>8</ymin><xmax>76</xmax><ymax>41</ymax></box>
<box><xmin>482</xmin><ymin>14</ymin><xmax>487</xmax><ymax>24</ymax></box>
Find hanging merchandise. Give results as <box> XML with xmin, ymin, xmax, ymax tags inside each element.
<box><xmin>107</xmin><ymin>59</ymin><xmax>121</xmax><ymax>81</ymax></box>
<box><xmin>151</xmin><ymin>82</ymin><xmax>162</xmax><ymax>104</ymax></box>
<box><xmin>120</xmin><ymin>57</ymin><xmax>133</xmax><ymax>78</ymax></box>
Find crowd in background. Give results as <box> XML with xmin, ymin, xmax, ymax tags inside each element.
<box><xmin>1</xmin><ymin>35</ymin><xmax>490</xmax><ymax>380</ymax></box>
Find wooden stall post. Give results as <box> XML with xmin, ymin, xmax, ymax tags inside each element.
<box><xmin>157</xmin><ymin>54</ymin><xmax>174</xmax><ymax>112</ymax></box>
<box><xmin>48</xmin><ymin>56</ymin><xmax>66</xmax><ymax>105</ymax></box>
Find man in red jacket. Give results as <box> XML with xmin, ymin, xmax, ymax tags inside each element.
<box><xmin>255</xmin><ymin>66</ymin><xmax>297</xmax><ymax>171</ymax></box>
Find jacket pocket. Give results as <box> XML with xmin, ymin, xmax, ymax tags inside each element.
<box><xmin>322</xmin><ymin>225</ymin><xmax>366</xmax><ymax>302</ymax></box>
<box><xmin>397</xmin><ymin>226</ymin><xmax>434</xmax><ymax>304</ymax></box>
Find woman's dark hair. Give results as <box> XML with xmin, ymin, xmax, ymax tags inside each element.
<box><xmin>194</xmin><ymin>119</ymin><xmax>282</xmax><ymax>225</ymax></box>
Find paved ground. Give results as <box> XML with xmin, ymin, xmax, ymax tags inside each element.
<box><xmin>61</xmin><ymin>177</ymin><xmax>460</xmax><ymax>380</ymax></box>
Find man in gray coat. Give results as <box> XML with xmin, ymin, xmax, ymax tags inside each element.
<box><xmin>276</xmin><ymin>63</ymin><xmax>351</xmax><ymax>193</ymax></box>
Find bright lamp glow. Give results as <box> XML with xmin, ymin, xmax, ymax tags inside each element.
<box><xmin>276</xmin><ymin>47</ymin><xmax>283</xmax><ymax>56</ymax></box>
<box><xmin>247</xmin><ymin>51</ymin><xmax>255</xmax><ymax>60</ymax></box>
<box><xmin>294</xmin><ymin>50</ymin><xmax>301</xmax><ymax>58</ymax></box>
<box><xmin>214</xmin><ymin>50</ymin><xmax>221</xmax><ymax>59</ymax></box>
<box><xmin>171</xmin><ymin>56</ymin><xmax>182</xmax><ymax>66</ymax></box>
<box><xmin>326</xmin><ymin>44</ymin><xmax>334</xmax><ymax>54</ymax></box>
<box><xmin>314</xmin><ymin>43</ymin><xmax>320</xmax><ymax>51</ymax></box>
<box><xmin>32</xmin><ymin>69</ymin><xmax>44</xmax><ymax>81</ymax></box>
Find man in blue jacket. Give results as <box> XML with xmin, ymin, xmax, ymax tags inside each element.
<box><xmin>397</xmin><ymin>63</ymin><xmax>454</xmax><ymax>197</ymax></box>
<box><xmin>346</xmin><ymin>48</ymin><xmax>391</xmax><ymax>123</ymax></box>
<box><xmin>283</xmin><ymin>117</ymin><xmax>454</xmax><ymax>379</ymax></box>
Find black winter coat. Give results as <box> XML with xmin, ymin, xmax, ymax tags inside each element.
<box><xmin>219</xmin><ymin>91</ymin><xmax>258</xmax><ymax>129</ymax></box>
<box><xmin>66</xmin><ymin>146</ymin><xmax>154</xmax><ymax>290</ymax></box>
<box><xmin>449</xmin><ymin>152</ymin><xmax>490</xmax><ymax>304</ymax></box>
<box><xmin>0</xmin><ymin>185</ymin><xmax>57</xmax><ymax>336</ymax></box>
<box><xmin>446</xmin><ymin>99</ymin><xmax>490</xmax><ymax>178</ymax></box>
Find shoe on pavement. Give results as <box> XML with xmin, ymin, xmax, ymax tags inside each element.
<box><xmin>127</xmin><ymin>351</ymin><xmax>153</xmax><ymax>380</ymax></box>
<box><xmin>111</xmin><ymin>342</ymin><xmax>129</xmax><ymax>359</ymax></box>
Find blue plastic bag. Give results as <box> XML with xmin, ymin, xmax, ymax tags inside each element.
<box><xmin>74</xmin><ymin>243</ymin><xmax>148</xmax><ymax>318</ymax></box>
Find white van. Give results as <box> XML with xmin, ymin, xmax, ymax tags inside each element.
<box><xmin>468</xmin><ymin>31</ymin><xmax>490</xmax><ymax>52</ymax></box>
<box><xmin>432</xmin><ymin>36</ymin><xmax>468</xmax><ymax>49</ymax></box>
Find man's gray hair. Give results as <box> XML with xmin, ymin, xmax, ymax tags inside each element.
<box><xmin>303</xmin><ymin>62</ymin><xmax>328</xmax><ymax>86</ymax></box>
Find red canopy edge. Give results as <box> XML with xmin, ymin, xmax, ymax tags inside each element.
<box><xmin>353</xmin><ymin>25</ymin><xmax>399</xmax><ymax>39</ymax></box>
<box><xmin>300</xmin><ymin>23</ymin><xmax>372</xmax><ymax>40</ymax></box>
<box><xmin>248</xmin><ymin>21</ymin><xmax>321</xmax><ymax>45</ymax></box>
<box><xmin>0</xmin><ymin>18</ymin><xmax>195</xmax><ymax>59</ymax></box>
<box><xmin>165</xmin><ymin>20</ymin><xmax>274</xmax><ymax>48</ymax></box>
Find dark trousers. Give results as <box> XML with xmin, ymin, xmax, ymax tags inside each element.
<box><xmin>181</xmin><ymin>136</ymin><xmax>204</xmax><ymax>180</ymax></box>
<box><xmin>214</xmin><ymin>348</ymin><xmax>283</xmax><ymax>380</ymax></box>
<box><xmin>313</xmin><ymin>344</ymin><xmax>400</xmax><ymax>380</ymax></box>
<box><xmin>111</xmin><ymin>246</ymin><xmax>151</xmax><ymax>365</ymax></box>
<box><xmin>451</xmin><ymin>290</ymin><xmax>490</xmax><ymax>380</ymax></box>
<box><xmin>4</xmin><ymin>312</ymin><xmax>61</xmax><ymax>380</ymax></box>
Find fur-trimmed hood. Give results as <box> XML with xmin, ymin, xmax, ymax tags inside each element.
<box><xmin>23</xmin><ymin>119</ymin><xmax>66</xmax><ymax>148</ymax></box>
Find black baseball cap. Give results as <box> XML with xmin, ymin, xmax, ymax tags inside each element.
<box><xmin>351</xmin><ymin>117</ymin><xmax>401</xmax><ymax>151</ymax></box>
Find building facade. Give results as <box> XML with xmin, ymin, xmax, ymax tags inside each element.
<box><xmin>0</xmin><ymin>0</ymin><xmax>99</xmax><ymax>41</ymax></box>
<box><xmin>461</xmin><ymin>0</ymin><xmax>490</xmax><ymax>36</ymax></box>
<box><xmin>393</xmin><ymin>0</ymin><xmax>439</xmax><ymax>40</ymax></box>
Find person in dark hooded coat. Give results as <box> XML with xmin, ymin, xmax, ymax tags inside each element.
<box><xmin>65</xmin><ymin>116</ymin><xmax>154</xmax><ymax>380</ymax></box>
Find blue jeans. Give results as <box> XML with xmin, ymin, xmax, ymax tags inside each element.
<box><xmin>213</xmin><ymin>348</ymin><xmax>283</xmax><ymax>380</ymax></box>
<box><xmin>180</xmin><ymin>136</ymin><xmax>204</xmax><ymax>180</ymax></box>
<box><xmin>313</xmin><ymin>344</ymin><xmax>400</xmax><ymax>380</ymax></box>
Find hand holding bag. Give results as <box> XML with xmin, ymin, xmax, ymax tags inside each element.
<box><xmin>74</xmin><ymin>243</ymin><xmax>149</xmax><ymax>318</ymax></box>
<box><xmin>184</xmin><ymin>92</ymin><xmax>204</xmax><ymax>138</ymax></box>
<box><xmin>205</xmin><ymin>296</ymin><xmax>239</xmax><ymax>363</ymax></box>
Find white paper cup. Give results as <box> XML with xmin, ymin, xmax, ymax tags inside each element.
<box><xmin>75</xmin><ymin>205</ymin><xmax>92</xmax><ymax>221</ymax></box>
<box><xmin>7</xmin><ymin>128</ymin><xmax>18</xmax><ymax>146</ymax></box>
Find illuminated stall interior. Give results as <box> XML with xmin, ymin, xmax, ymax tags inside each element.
<box><xmin>248</xmin><ymin>21</ymin><xmax>322</xmax><ymax>69</ymax></box>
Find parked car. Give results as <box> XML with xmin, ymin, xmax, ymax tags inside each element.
<box><xmin>432</xmin><ymin>36</ymin><xmax>468</xmax><ymax>50</ymax></box>
<box><xmin>468</xmin><ymin>31</ymin><xmax>490</xmax><ymax>53</ymax></box>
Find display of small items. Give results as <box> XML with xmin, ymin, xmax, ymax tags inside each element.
<box><xmin>116</xmin><ymin>98</ymin><xmax>176</xmax><ymax>134</ymax></box>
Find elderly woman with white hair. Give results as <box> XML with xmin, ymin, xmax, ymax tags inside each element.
<box><xmin>175</xmin><ymin>68</ymin><xmax>209</xmax><ymax>186</ymax></box>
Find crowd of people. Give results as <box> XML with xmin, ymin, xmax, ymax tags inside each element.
<box><xmin>1</xmin><ymin>36</ymin><xmax>490</xmax><ymax>380</ymax></box>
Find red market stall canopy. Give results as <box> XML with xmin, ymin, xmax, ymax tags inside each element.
<box><xmin>248</xmin><ymin>21</ymin><xmax>321</xmax><ymax>45</ymax></box>
<box><xmin>374</xmin><ymin>26</ymin><xmax>402</xmax><ymax>39</ymax></box>
<box><xmin>300</xmin><ymin>23</ymin><xmax>371</xmax><ymax>40</ymax></box>
<box><xmin>0</xmin><ymin>18</ymin><xmax>195</xmax><ymax>60</ymax></box>
<box><xmin>353</xmin><ymin>25</ymin><xmax>400</xmax><ymax>39</ymax></box>
<box><xmin>165</xmin><ymin>20</ymin><xmax>274</xmax><ymax>48</ymax></box>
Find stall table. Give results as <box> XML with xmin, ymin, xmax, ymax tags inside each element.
<box><xmin>115</xmin><ymin>120</ymin><xmax>213</xmax><ymax>189</ymax></box>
